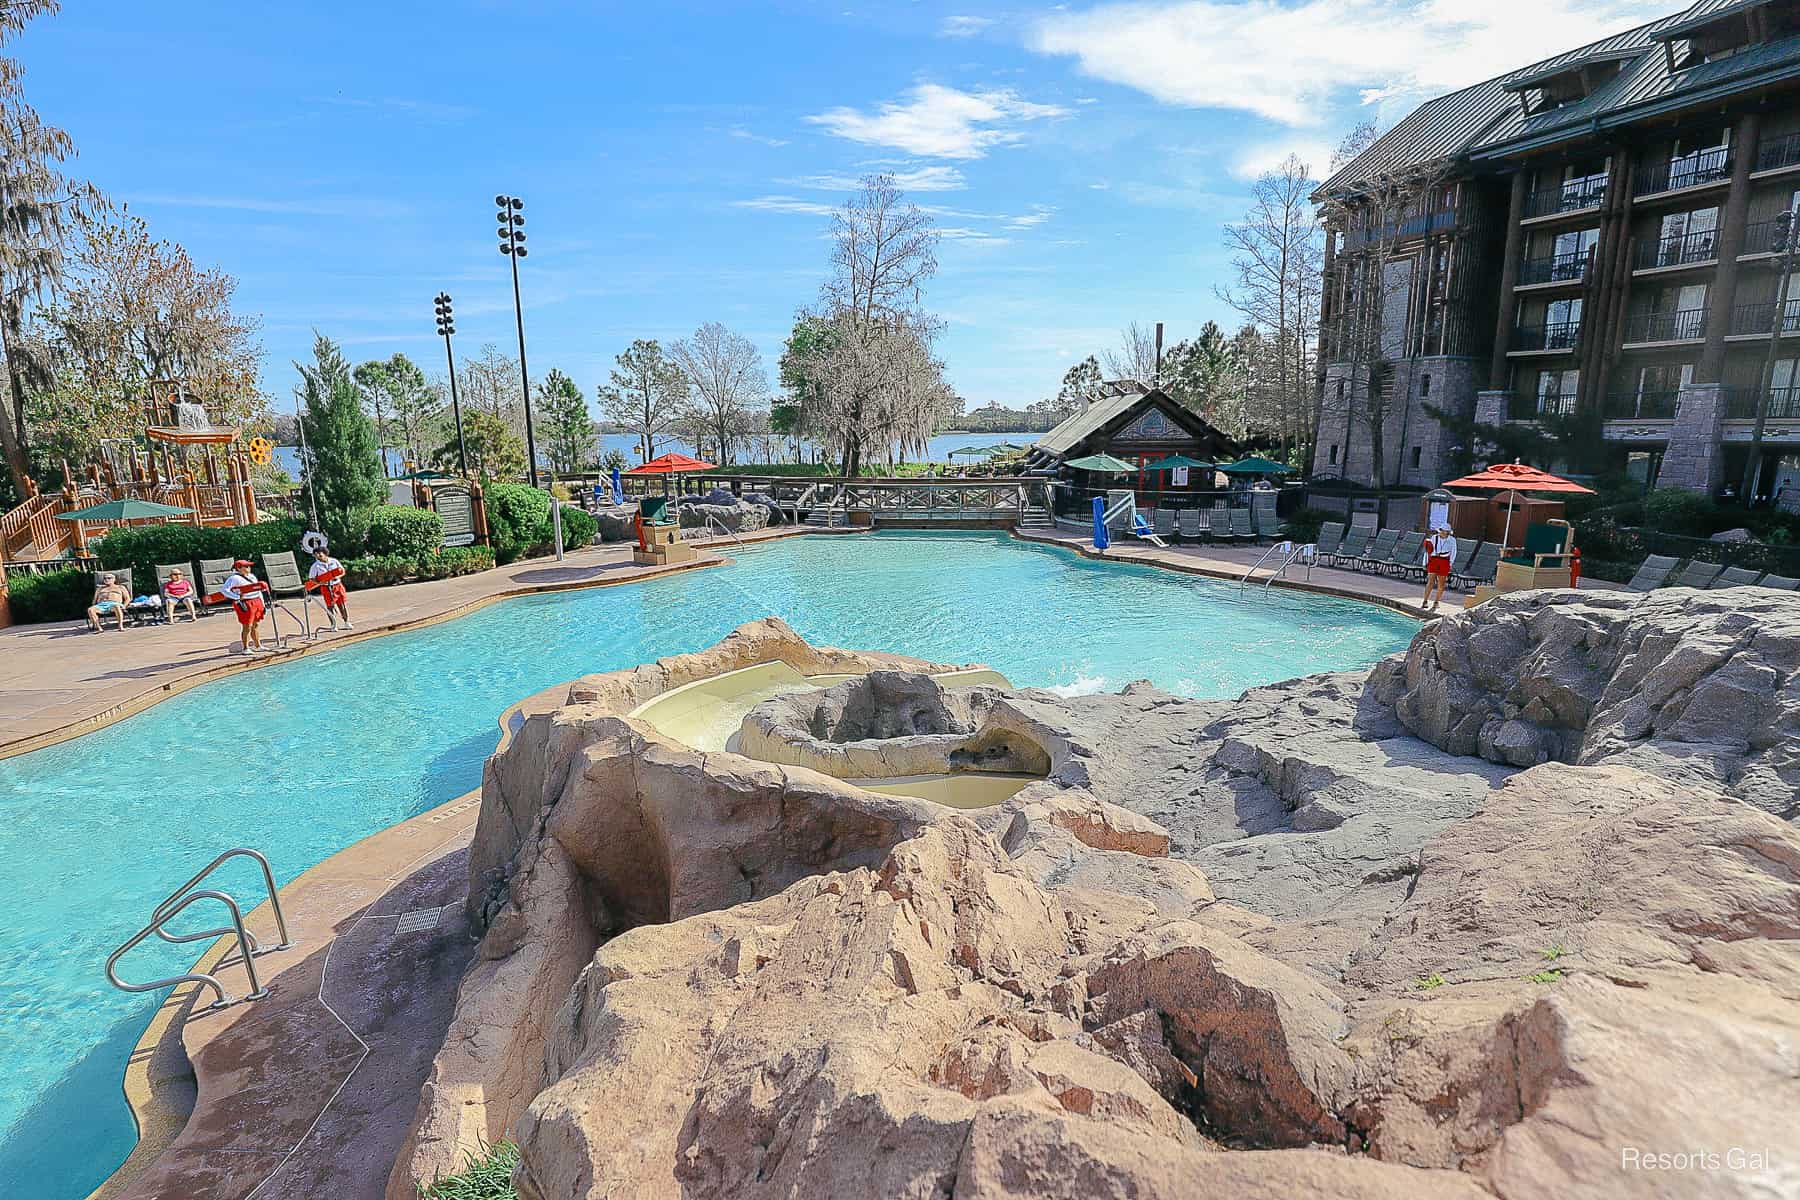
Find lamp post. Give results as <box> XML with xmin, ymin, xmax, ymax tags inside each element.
<box><xmin>496</xmin><ymin>193</ymin><xmax>539</xmax><ymax>488</ymax></box>
<box><xmin>1744</xmin><ymin>207</ymin><xmax>1799</xmax><ymax>502</ymax></box>
<box><xmin>434</xmin><ymin>292</ymin><xmax>469</xmax><ymax>477</ymax></box>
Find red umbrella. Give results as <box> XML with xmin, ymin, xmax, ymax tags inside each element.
<box><xmin>1440</xmin><ymin>461</ymin><xmax>1593</xmax><ymax>549</ymax></box>
<box><xmin>624</xmin><ymin>452</ymin><xmax>716</xmax><ymax>475</ymax></box>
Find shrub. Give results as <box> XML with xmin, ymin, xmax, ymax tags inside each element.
<box><xmin>1280</xmin><ymin>506</ymin><xmax>1331</xmax><ymax>544</ymax></box>
<box><xmin>1642</xmin><ymin>489</ymin><xmax>1718</xmax><ymax>538</ymax></box>
<box><xmin>419</xmin><ymin>1140</ymin><xmax>519</xmax><ymax>1198</ymax></box>
<box><xmin>8</xmin><ymin>567</ymin><xmax>95</xmax><ymax>624</ymax></box>
<box><xmin>558</xmin><ymin>504</ymin><xmax>596</xmax><ymax>550</ymax></box>
<box><xmin>484</xmin><ymin>483</ymin><xmax>551</xmax><ymax>564</ymax></box>
<box><xmin>95</xmin><ymin>518</ymin><xmax>307</xmax><ymax>595</ymax></box>
<box><xmin>323</xmin><ymin>504</ymin><xmax>378</xmax><ymax>559</ymax></box>
<box><xmin>366</xmin><ymin>506</ymin><xmax>444</xmax><ymax>559</ymax></box>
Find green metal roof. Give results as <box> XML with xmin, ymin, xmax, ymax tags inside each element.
<box><xmin>1656</xmin><ymin>0</ymin><xmax>1770</xmax><ymax>40</ymax></box>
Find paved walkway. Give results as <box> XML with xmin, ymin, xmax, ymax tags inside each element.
<box><xmin>0</xmin><ymin>529</ymin><xmax>828</xmax><ymax>758</ymax></box>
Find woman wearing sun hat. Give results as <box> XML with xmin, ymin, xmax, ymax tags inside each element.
<box><xmin>1421</xmin><ymin>524</ymin><xmax>1457</xmax><ymax>612</ymax></box>
<box><xmin>218</xmin><ymin>557</ymin><xmax>269</xmax><ymax>654</ymax></box>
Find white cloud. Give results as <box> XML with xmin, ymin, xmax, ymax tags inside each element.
<box><xmin>1029</xmin><ymin>0</ymin><xmax>1671</xmax><ymax>125</ymax></box>
<box><xmin>784</xmin><ymin>164</ymin><xmax>968</xmax><ymax>192</ymax></box>
<box><xmin>728</xmin><ymin>126</ymin><xmax>790</xmax><ymax>147</ymax></box>
<box><xmin>940</xmin><ymin>14</ymin><xmax>995</xmax><ymax>37</ymax></box>
<box><xmin>731</xmin><ymin>195</ymin><xmax>837</xmax><ymax>216</ymax></box>
<box><xmin>1006</xmin><ymin>204</ymin><xmax>1057</xmax><ymax>230</ymax></box>
<box><xmin>937</xmin><ymin>226</ymin><xmax>1011</xmax><ymax>243</ymax></box>
<box><xmin>1230</xmin><ymin>138</ymin><xmax>1337</xmax><ymax>180</ymax></box>
<box><xmin>807</xmin><ymin>84</ymin><xmax>1069</xmax><ymax>159</ymax></box>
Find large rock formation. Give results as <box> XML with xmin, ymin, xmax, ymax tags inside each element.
<box><xmin>389</xmin><ymin>594</ymin><xmax>1800</xmax><ymax>1200</ymax></box>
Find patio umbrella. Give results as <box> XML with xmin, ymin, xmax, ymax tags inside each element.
<box><xmin>1219</xmin><ymin>455</ymin><xmax>1290</xmax><ymax>475</ymax></box>
<box><xmin>1440</xmin><ymin>461</ymin><xmax>1593</xmax><ymax>549</ymax></box>
<box><xmin>948</xmin><ymin>445</ymin><xmax>999</xmax><ymax>458</ymax></box>
<box><xmin>626</xmin><ymin>451</ymin><xmax>717</xmax><ymax>498</ymax></box>
<box><xmin>1064</xmin><ymin>453</ymin><xmax>1136</xmax><ymax>473</ymax></box>
<box><xmin>392</xmin><ymin>468</ymin><xmax>453</xmax><ymax>482</ymax></box>
<box><xmin>56</xmin><ymin>498</ymin><xmax>194</xmax><ymax>522</ymax></box>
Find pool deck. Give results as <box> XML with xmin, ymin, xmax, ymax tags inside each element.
<box><xmin>0</xmin><ymin>527</ymin><xmax>838</xmax><ymax>760</ymax></box>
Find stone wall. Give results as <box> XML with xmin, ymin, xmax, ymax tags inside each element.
<box><xmin>1312</xmin><ymin>356</ymin><xmax>1482</xmax><ymax>488</ymax></box>
<box><xmin>1655</xmin><ymin>381</ymin><xmax>1725</xmax><ymax>494</ymax></box>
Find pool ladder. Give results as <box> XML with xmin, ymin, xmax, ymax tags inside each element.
<box><xmin>1241</xmin><ymin>540</ymin><xmax>1316</xmax><ymax>592</ymax></box>
<box><xmin>106</xmin><ymin>848</ymin><xmax>295</xmax><ymax>1011</ymax></box>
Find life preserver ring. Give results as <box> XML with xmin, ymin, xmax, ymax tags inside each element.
<box><xmin>247</xmin><ymin>437</ymin><xmax>274</xmax><ymax>466</ymax></box>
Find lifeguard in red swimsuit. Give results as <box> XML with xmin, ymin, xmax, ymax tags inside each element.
<box><xmin>307</xmin><ymin>546</ymin><xmax>353</xmax><ymax>631</ymax></box>
<box><xmin>218</xmin><ymin>558</ymin><xmax>269</xmax><ymax>654</ymax></box>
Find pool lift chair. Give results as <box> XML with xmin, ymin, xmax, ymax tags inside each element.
<box><xmin>1241</xmin><ymin>539</ymin><xmax>1316</xmax><ymax>592</ymax></box>
<box><xmin>1103</xmin><ymin>493</ymin><xmax>1170</xmax><ymax>548</ymax></box>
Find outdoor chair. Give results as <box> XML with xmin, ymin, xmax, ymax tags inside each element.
<box><xmin>1358</xmin><ymin>528</ymin><xmax>1401</xmax><ymax>572</ymax></box>
<box><xmin>1624</xmin><ymin>554</ymin><xmax>1679</xmax><ymax>592</ymax></box>
<box><xmin>1230</xmin><ymin>507</ymin><xmax>1257</xmax><ymax>544</ymax></box>
<box><xmin>1177</xmin><ymin>509</ymin><xmax>1204</xmax><ymax>543</ymax></box>
<box><xmin>1153</xmin><ymin>508</ymin><xmax>1176</xmax><ymax>540</ymax></box>
<box><xmin>1496</xmin><ymin>521</ymin><xmax>1574</xmax><ymax>591</ymax></box>
<box><xmin>261</xmin><ymin>551</ymin><xmax>308</xmax><ymax>599</ymax></box>
<box><xmin>199</xmin><ymin>557</ymin><xmax>237</xmax><ymax>612</ymax></box>
<box><xmin>93</xmin><ymin>565</ymin><xmax>132</xmax><ymax>596</ymax></box>
<box><xmin>1385</xmin><ymin>531</ymin><xmax>1426</xmax><ymax>579</ymax></box>
<box><xmin>1711</xmin><ymin>567</ymin><xmax>1764</xmax><ymax>588</ymax></box>
<box><xmin>1671</xmin><ymin>560</ymin><xmax>1725</xmax><ymax>589</ymax></box>
<box><xmin>1129</xmin><ymin>512</ymin><xmax>1170</xmax><ymax>548</ymax></box>
<box><xmin>1330</xmin><ymin>524</ymin><xmax>1371</xmax><ymax>567</ymax></box>
<box><xmin>155</xmin><ymin>561</ymin><xmax>203</xmax><ymax>622</ymax></box>
<box><xmin>1757</xmin><ymin>574</ymin><xmax>1800</xmax><ymax>590</ymax></box>
<box><xmin>1444</xmin><ymin>539</ymin><xmax>1478</xmax><ymax>586</ymax></box>
<box><xmin>1251</xmin><ymin>506</ymin><xmax>1281</xmax><ymax>542</ymax></box>
<box><xmin>1313</xmin><ymin>522</ymin><xmax>1344</xmax><ymax>560</ymax></box>
<box><xmin>1454</xmin><ymin>543</ymin><xmax>1501</xmax><ymax>590</ymax></box>
<box><xmin>1209</xmin><ymin>510</ymin><xmax>1239</xmax><ymax>545</ymax></box>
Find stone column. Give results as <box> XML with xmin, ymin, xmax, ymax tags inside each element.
<box><xmin>1489</xmin><ymin>173</ymin><xmax>1530</xmax><ymax>390</ymax></box>
<box><xmin>1473</xmin><ymin>390</ymin><xmax>1511</xmax><ymax>468</ymax></box>
<box><xmin>1700</xmin><ymin>112</ymin><xmax>1760</xmax><ymax>382</ymax></box>
<box><xmin>1656</xmin><ymin>382</ymin><xmax>1727</xmax><ymax>494</ymax></box>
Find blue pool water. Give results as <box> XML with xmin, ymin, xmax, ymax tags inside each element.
<box><xmin>0</xmin><ymin>532</ymin><xmax>1418</xmax><ymax>1197</ymax></box>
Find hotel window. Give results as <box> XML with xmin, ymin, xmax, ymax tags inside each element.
<box><xmin>1329</xmin><ymin>444</ymin><xmax>1340</xmax><ymax>465</ymax></box>
<box><xmin>1411</xmin><ymin>446</ymin><xmax>1424</xmax><ymax>469</ymax></box>
<box><xmin>1420</xmin><ymin>374</ymin><xmax>1432</xmax><ymax>398</ymax></box>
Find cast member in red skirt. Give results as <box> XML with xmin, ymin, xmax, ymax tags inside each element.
<box><xmin>307</xmin><ymin>545</ymin><xmax>353</xmax><ymax>631</ymax></box>
<box><xmin>219</xmin><ymin>558</ymin><xmax>269</xmax><ymax>654</ymax></box>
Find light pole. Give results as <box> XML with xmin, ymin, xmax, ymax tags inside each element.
<box><xmin>496</xmin><ymin>193</ymin><xmax>539</xmax><ymax>488</ymax></box>
<box><xmin>1745</xmin><ymin>207</ymin><xmax>1799</xmax><ymax>502</ymax></box>
<box><xmin>434</xmin><ymin>292</ymin><xmax>469</xmax><ymax>477</ymax></box>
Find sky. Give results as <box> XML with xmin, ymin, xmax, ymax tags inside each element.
<box><xmin>11</xmin><ymin>0</ymin><xmax>1679</xmax><ymax>412</ymax></box>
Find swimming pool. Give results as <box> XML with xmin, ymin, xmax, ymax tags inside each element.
<box><xmin>0</xmin><ymin>531</ymin><xmax>1419</xmax><ymax>1198</ymax></box>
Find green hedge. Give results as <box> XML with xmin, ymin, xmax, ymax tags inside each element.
<box><xmin>484</xmin><ymin>483</ymin><xmax>552</xmax><ymax>564</ymax></box>
<box><xmin>93</xmin><ymin>519</ymin><xmax>307</xmax><ymax>598</ymax></box>
<box><xmin>559</xmin><ymin>504</ymin><xmax>596</xmax><ymax>550</ymax></box>
<box><xmin>8</xmin><ymin>567</ymin><xmax>95</xmax><ymax>624</ymax></box>
<box><xmin>366</xmin><ymin>506</ymin><xmax>444</xmax><ymax>559</ymax></box>
<box><xmin>340</xmin><ymin>545</ymin><xmax>494</xmax><ymax>589</ymax></box>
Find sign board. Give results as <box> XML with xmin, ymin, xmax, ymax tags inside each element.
<box><xmin>433</xmin><ymin>484</ymin><xmax>476</xmax><ymax>547</ymax></box>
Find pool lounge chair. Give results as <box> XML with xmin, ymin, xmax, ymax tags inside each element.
<box><xmin>1442</xmin><ymin>539</ymin><xmax>1478</xmax><ymax>586</ymax></box>
<box><xmin>1455</xmin><ymin>543</ymin><xmax>1501</xmax><ymax>590</ymax></box>
<box><xmin>1671</xmin><ymin>559</ymin><xmax>1725</xmax><ymax>590</ymax></box>
<box><xmin>1357</xmin><ymin>528</ymin><xmax>1401</xmax><ymax>572</ymax></box>
<box><xmin>1758</xmin><ymin>574</ymin><xmax>1800</xmax><ymax>590</ymax></box>
<box><xmin>1152</xmin><ymin>508</ymin><xmax>1176</xmax><ymax>541</ymax></box>
<box><xmin>199</xmin><ymin>557</ymin><xmax>236</xmax><ymax>612</ymax></box>
<box><xmin>155</xmin><ymin>561</ymin><xmax>203</xmax><ymax>621</ymax></box>
<box><xmin>1623</xmin><ymin>554</ymin><xmax>1679</xmax><ymax>592</ymax></box>
<box><xmin>1710</xmin><ymin>566</ymin><xmax>1764</xmax><ymax>588</ymax></box>
<box><xmin>261</xmin><ymin>551</ymin><xmax>308</xmax><ymax>599</ymax></box>
<box><xmin>1230</xmin><ymin>508</ymin><xmax>1257</xmax><ymax>545</ymax></box>
<box><xmin>1177</xmin><ymin>508</ymin><xmax>1206</xmax><ymax>543</ymax></box>
<box><xmin>1312</xmin><ymin>522</ymin><xmax>1344</xmax><ymax>561</ymax></box>
<box><xmin>1329</xmin><ymin>524</ymin><xmax>1371</xmax><ymax>567</ymax></box>
<box><xmin>1384</xmin><ymin>531</ymin><xmax>1425</xmax><ymax>578</ymax></box>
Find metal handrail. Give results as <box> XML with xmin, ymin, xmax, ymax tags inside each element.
<box><xmin>704</xmin><ymin>514</ymin><xmax>746</xmax><ymax>547</ymax></box>
<box><xmin>107</xmin><ymin>890</ymin><xmax>268</xmax><ymax>1010</ymax></box>
<box><xmin>149</xmin><ymin>848</ymin><xmax>292</xmax><ymax>950</ymax></box>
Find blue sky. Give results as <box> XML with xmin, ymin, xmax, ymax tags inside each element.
<box><xmin>13</xmin><ymin>0</ymin><xmax>1675</xmax><ymax>411</ymax></box>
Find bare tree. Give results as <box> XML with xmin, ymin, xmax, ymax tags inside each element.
<box><xmin>1101</xmin><ymin>321</ymin><xmax>1161</xmax><ymax>385</ymax></box>
<box><xmin>670</xmin><ymin>321</ymin><xmax>768</xmax><ymax>465</ymax></box>
<box><xmin>458</xmin><ymin>343</ymin><xmax>521</xmax><ymax>430</ymax></box>
<box><xmin>597</xmin><ymin>338</ymin><xmax>687</xmax><ymax>461</ymax></box>
<box><xmin>1217</xmin><ymin>154</ymin><xmax>1324</xmax><ymax>465</ymax></box>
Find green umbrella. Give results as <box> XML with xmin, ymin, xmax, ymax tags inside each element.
<box><xmin>392</xmin><ymin>468</ymin><xmax>454</xmax><ymax>481</ymax></box>
<box><xmin>1064</xmin><ymin>453</ymin><xmax>1137</xmax><ymax>473</ymax></box>
<box><xmin>948</xmin><ymin>446</ymin><xmax>998</xmax><ymax>458</ymax></box>
<box><xmin>1142</xmin><ymin>453</ymin><xmax>1213</xmax><ymax>471</ymax></box>
<box><xmin>56</xmin><ymin>498</ymin><xmax>195</xmax><ymax>522</ymax></box>
<box><xmin>1219</xmin><ymin>455</ymin><xmax>1291</xmax><ymax>475</ymax></box>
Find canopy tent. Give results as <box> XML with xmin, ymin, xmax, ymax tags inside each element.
<box><xmin>1064</xmin><ymin>453</ymin><xmax>1137</xmax><ymax>473</ymax></box>
<box><xmin>1219</xmin><ymin>456</ymin><xmax>1290</xmax><ymax>476</ymax></box>
<box><xmin>56</xmin><ymin>498</ymin><xmax>194</xmax><ymax>522</ymax></box>
<box><xmin>1440</xmin><ymin>462</ymin><xmax>1593</xmax><ymax>549</ymax></box>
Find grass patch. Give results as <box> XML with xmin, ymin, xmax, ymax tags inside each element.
<box><xmin>419</xmin><ymin>1141</ymin><xmax>519</xmax><ymax>1198</ymax></box>
<box><xmin>1527</xmin><ymin>969</ymin><xmax>1564</xmax><ymax>985</ymax></box>
<box><xmin>1541</xmin><ymin>944</ymin><xmax>1566</xmax><ymax>961</ymax></box>
<box><xmin>1411</xmin><ymin>973</ymin><xmax>1445</xmax><ymax>991</ymax></box>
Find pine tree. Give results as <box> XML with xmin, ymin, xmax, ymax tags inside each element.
<box><xmin>537</xmin><ymin>368</ymin><xmax>595</xmax><ymax>472</ymax></box>
<box><xmin>297</xmin><ymin>332</ymin><xmax>385</xmax><ymax>542</ymax></box>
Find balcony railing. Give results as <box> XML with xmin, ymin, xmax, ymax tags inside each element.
<box><xmin>1524</xmin><ymin>179</ymin><xmax>1608</xmax><ymax>218</ymax></box>
<box><xmin>1725</xmin><ymin>385</ymin><xmax>1800</xmax><ymax>420</ymax></box>
<box><xmin>1635</xmin><ymin>227</ymin><xmax>1719</xmax><ymax>269</ymax></box>
<box><xmin>1513</xmin><ymin>320</ymin><xmax>1582</xmax><ymax>351</ymax></box>
<box><xmin>1730</xmin><ymin>298</ymin><xmax>1800</xmax><ymax>335</ymax></box>
<box><xmin>1756</xmin><ymin>131</ymin><xmax>1800</xmax><ymax>174</ymax></box>
<box><xmin>1632</xmin><ymin>148</ymin><xmax>1732</xmax><ymax>197</ymax></box>
<box><xmin>1341</xmin><ymin>208</ymin><xmax>1458</xmax><ymax>250</ymax></box>
<box><xmin>1510</xmin><ymin>392</ymin><xmax>1579</xmax><ymax>420</ymax></box>
<box><xmin>1519</xmin><ymin>250</ymin><xmax>1589</xmax><ymax>285</ymax></box>
<box><xmin>1623</xmin><ymin>307</ymin><xmax>1708</xmax><ymax>343</ymax></box>
<box><xmin>1603</xmin><ymin>390</ymin><xmax>1681</xmax><ymax>419</ymax></box>
<box><xmin>1741</xmin><ymin>218</ymin><xmax>1785</xmax><ymax>256</ymax></box>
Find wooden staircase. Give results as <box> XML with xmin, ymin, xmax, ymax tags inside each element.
<box><xmin>0</xmin><ymin>493</ymin><xmax>75</xmax><ymax>563</ymax></box>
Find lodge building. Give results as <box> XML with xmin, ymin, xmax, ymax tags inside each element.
<box><xmin>1316</xmin><ymin>0</ymin><xmax>1800</xmax><ymax>502</ymax></box>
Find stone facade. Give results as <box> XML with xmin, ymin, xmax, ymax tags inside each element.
<box><xmin>1312</xmin><ymin>356</ymin><xmax>1482</xmax><ymax>488</ymax></box>
<box><xmin>1656</xmin><ymin>382</ymin><xmax>1726</xmax><ymax>495</ymax></box>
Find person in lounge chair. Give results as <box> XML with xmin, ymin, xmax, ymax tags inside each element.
<box><xmin>162</xmin><ymin>567</ymin><xmax>198</xmax><ymax>623</ymax></box>
<box><xmin>87</xmin><ymin>573</ymin><xmax>130</xmax><ymax>632</ymax></box>
<box><xmin>1421</xmin><ymin>524</ymin><xmax>1457</xmax><ymax>611</ymax></box>
<box><xmin>219</xmin><ymin>558</ymin><xmax>269</xmax><ymax>654</ymax></box>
